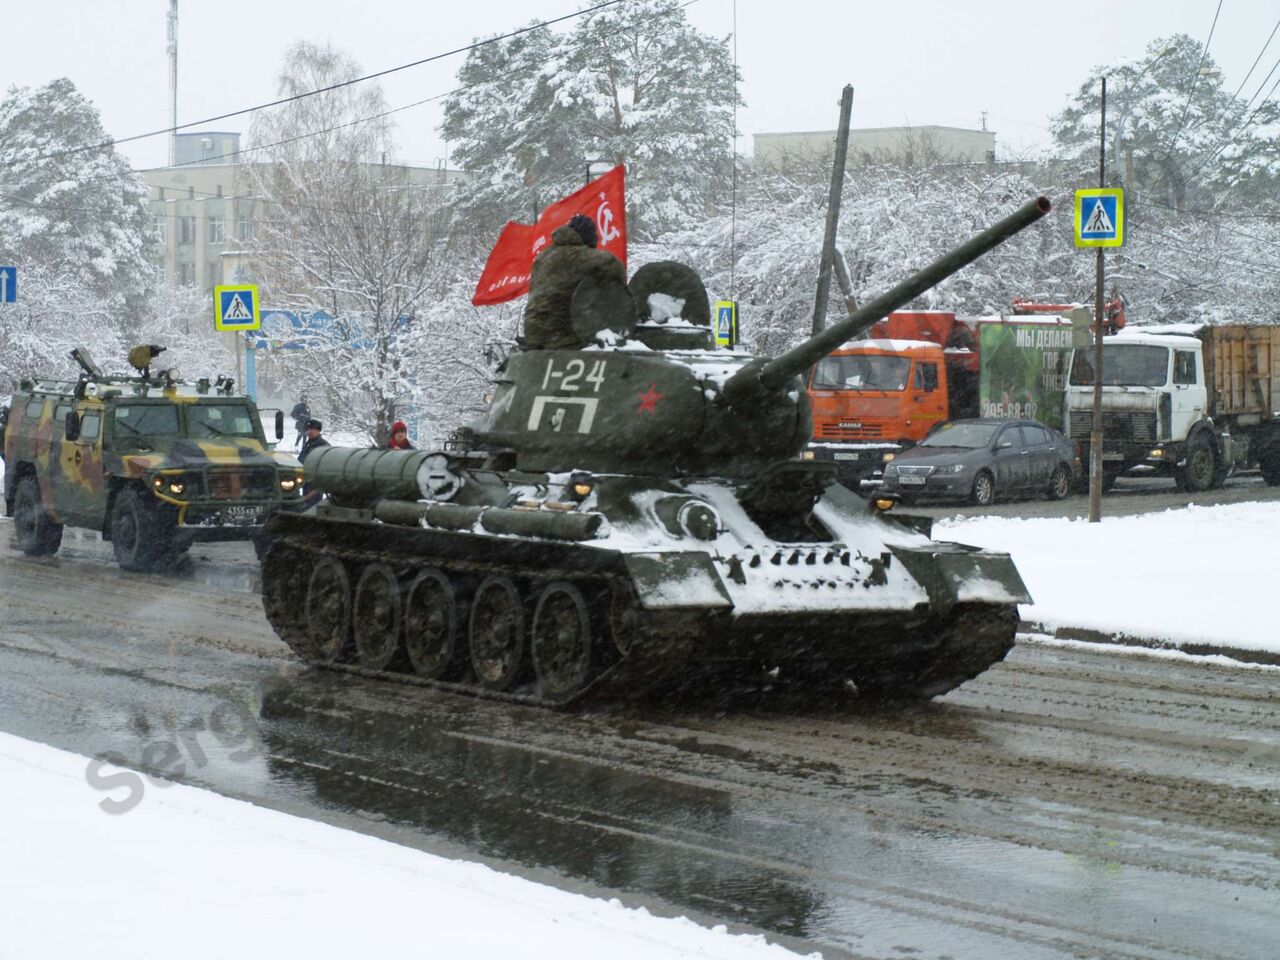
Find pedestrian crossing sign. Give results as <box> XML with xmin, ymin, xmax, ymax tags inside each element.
<box><xmin>714</xmin><ymin>300</ymin><xmax>737</xmax><ymax>348</ymax></box>
<box><xmin>214</xmin><ymin>284</ymin><xmax>261</xmax><ymax>331</ymax></box>
<box><xmin>1074</xmin><ymin>188</ymin><xmax>1124</xmax><ymax>248</ymax></box>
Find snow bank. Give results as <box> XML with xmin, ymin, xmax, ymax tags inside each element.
<box><xmin>0</xmin><ymin>732</ymin><xmax>817</xmax><ymax>960</ymax></box>
<box><xmin>938</xmin><ymin>502</ymin><xmax>1280</xmax><ymax>654</ymax></box>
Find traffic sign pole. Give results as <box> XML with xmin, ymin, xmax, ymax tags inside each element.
<box><xmin>1089</xmin><ymin>77</ymin><xmax>1107</xmax><ymax>524</ymax></box>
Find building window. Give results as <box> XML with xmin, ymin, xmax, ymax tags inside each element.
<box><xmin>155</xmin><ymin>216</ymin><xmax>167</xmax><ymax>244</ymax></box>
<box><xmin>236</xmin><ymin>218</ymin><xmax>253</xmax><ymax>242</ymax></box>
<box><xmin>178</xmin><ymin>216</ymin><xmax>196</xmax><ymax>245</ymax></box>
<box><xmin>208</xmin><ymin>218</ymin><xmax>225</xmax><ymax>244</ymax></box>
<box><xmin>179</xmin><ymin>262</ymin><xmax>195</xmax><ymax>286</ymax></box>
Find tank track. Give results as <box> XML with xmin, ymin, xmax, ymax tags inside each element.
<box><xmin>260</xmin><ymin>513</ymin><xmax>701</xmax><ymax>709</ymax></box>
<box><xmin>260</xmin><ymin>513</ymin><xmax>1019</xmax><ymax>708</ymax></box>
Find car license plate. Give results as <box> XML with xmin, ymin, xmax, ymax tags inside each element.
<box><xmin>225</xmin><ymin>505</ymin><xmax>265</xmax><ymax>524</ymax></box>
<box><xmin>833</xmin><ymin>452</ymin><xmax>859</xmax><ymax>461</ymax></box>
<box><xmin>897</xmin><ymin>475</ymin><xmax>926</xmax><ymax>486</ymax></box>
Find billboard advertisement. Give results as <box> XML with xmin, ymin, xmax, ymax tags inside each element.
<box><xmin>977</xmin><ymin>320</ymin><xmax>1074</xmax><ymax>430</ymax></box>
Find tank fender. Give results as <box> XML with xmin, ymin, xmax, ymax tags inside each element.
<box><xmin>889</xmin><ymin>543</ymin><xmax>1032</xmax><ymax>611</ymax></box>
<box><xmin>623</xmin><ymin>552</ymin><xmax>733</xmax><ymax>611</ymax></box>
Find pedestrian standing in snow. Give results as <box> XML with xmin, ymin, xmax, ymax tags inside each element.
<box><xmin>290</xmin><ymin>394</ymin><xmax>311</xmax><ymax>450</ymax></box>
<box><xmin>387</xmin><ymin>420</ymin><xmax>414</xmax><ymax>450</ymax></box>
<box><xmin>522</xmin><ymin>213</ymin><xmax>625</xmax><ymax>349</ymax></box>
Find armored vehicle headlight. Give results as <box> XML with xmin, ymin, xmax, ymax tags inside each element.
<box><xmin>279</xmin><ymin>472</ymin><xmax>304</xmax><ymax>492</ymax></box>
<box><xmin>151</xmin><ymin>476</ymin><xmax>164</xmax><ymax>490</ymax></box>
<box><xmin>168</xmin><ymin>480</ymin><xmax>185</xmax><ymax>496</ymax></box>
<box><xmin>677</xmin><ymin>500</ymin><xmax>720</xmax><ymax>541</ymax></box>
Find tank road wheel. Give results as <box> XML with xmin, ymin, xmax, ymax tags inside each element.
<box><xmin>531</xmin><ymin>582</ymin><xmax>594</xmax><ymax>701</ymax></box>
<box><xmin>468</xmin><ymin>576</ymin><xmax>525</xmax><ymax>692</ymax></box>
<box><xmin>353</xmin><ymin>563</ymin><xmax>404</xmax><ymax>671</ymax></box>
<box><xmin>1179</xmin><ymin>434</ymin><xmax>1216</xmax><ymax>493</ymax></box>
<box><xmin>13</xmin><ymin>477</ymin><xmax>63</xmax><ymax>557</ymax></box>
<box><xmin>111</xmin><ymin>488</ymin><xmax>166</xmax><ymax>571</ymax></box>
<box><xmin>404</xmin><ymin>569</ymin><xmax>465</xmax><ymax>680</ymax></box>
<box><xmin>969</xmin><ymin>470</ymin><xmax>995</xmax><ymax>507</ymax></box>
<box><xmin>1046</xmin><ymin>464</ymin><xmax>1072</xmax><ymax>501</ymax></box>
<box><xmin>306</xmin><ymin>556</ymin><xmax>353</xmax><ymax>663</ymax></box>
<box><xmin>608</xmin><ymin>580</ymin><xmax>639</xmax><ymax>657</ymax></box>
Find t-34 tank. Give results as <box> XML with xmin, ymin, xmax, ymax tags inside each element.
<box><xmin>261</xmin><ymin>196</ymin><xmax>1051</xmax><ymax>705</ymax></box>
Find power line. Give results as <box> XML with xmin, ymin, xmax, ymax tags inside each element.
<box><xmin>24</xmin><ymin>0</ymin><xmax>625</xmax><ymax>166</ymax></box>
<box><xmin>1160</xmin><ymin>0</ymin><xmax>1224</xmax><ymax>162</ymax></box>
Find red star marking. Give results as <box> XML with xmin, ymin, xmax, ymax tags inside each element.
<box><xmin>637</xmin><ymin>383</ymin><xmax>664</xmax><ymax>415</ymax></box>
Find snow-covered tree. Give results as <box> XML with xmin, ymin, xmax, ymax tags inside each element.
<box><xmin>0</xmin><ymin>78</ymin><xmax>156</xmax><ymax>387</ymax></box>
<box><xmin>244</xmin><ymin>42</ymin><xmax>498</xmax><ymax>444</ymax></box>
<box><xmin>442</xmin><ymin>0</ymin><xmax>741</xmax><ymax>237</ymax></box>
<box><xmin>1051</xmin><ymin>34</ymin><xmax>1280</xmax><ymax>212</ymax></box>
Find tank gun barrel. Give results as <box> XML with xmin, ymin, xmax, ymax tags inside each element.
<box><xmin>752</xmin><ymin>196</ymin><xmax>1051</xmax><ymax>392</ymax></box>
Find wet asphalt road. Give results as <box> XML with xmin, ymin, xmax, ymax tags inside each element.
<box><xmin>1</xmin><ymin>520</ymin><xmax>1278</xmax><ymax>960</ymax></box>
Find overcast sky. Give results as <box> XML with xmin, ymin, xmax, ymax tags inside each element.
<box><xmin>3</xmin><ymin>0</ymin><xmax>1277</xmax><ymax>171</ymax></box>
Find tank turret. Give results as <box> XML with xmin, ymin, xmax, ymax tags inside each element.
<box><xmin>472</xmin><ymin>197</ymin><xmax>1050</xmax><ymax>478</ymax></box>
<box><xmin>261</xmin><ymin>197</ymin><xmax>1050</xmax><ymax>707</ymax></box>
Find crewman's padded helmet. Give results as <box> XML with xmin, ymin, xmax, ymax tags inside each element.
<box><xmin>567</xmin><ymin>214</ymin><xmax>598</xmax><ymax>248</ymax></box>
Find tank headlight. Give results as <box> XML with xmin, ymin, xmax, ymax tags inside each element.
<box><xmin>567</xmin><ymin>471</ymin><xmax>595</xmax><ymax>501</ymax></box>
<box><xmin>677</xmin><ymin>500</ymin><xmax>720</xmax><ymax>540</ymax></box>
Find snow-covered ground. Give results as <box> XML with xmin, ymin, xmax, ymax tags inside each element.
<box><xmin>0</xmin><ymin>732</ymin><xmax>816</xmax><ymax>960</ymax></box>
<box><xmin>937</xmin><ymin>501</ymin><xmax>1280</xmax><ymax>655</ymax></box>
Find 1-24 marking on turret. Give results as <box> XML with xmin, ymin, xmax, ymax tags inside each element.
<box><xmin>541</xmin><ymin>358</ymin><xmax>607</xmax><ymax>392</ymax></box>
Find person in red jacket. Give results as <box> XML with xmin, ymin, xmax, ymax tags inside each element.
<box><xmin>388</xmin><ymin>420</ymin><xmax>413</xmax><ymax>449</ymax></box>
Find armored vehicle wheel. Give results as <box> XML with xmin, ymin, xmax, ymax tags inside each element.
<box><xmin>404</xmin><ymin>569</ymin><xmax>465</xmax><ymax>679</ymax></box>
<box><xmin>353</xmin><ymin>563</ymin><xmax>404</xmax><ymax>671</ymax></box>
<box><xmin>111</xmin><ymin>488</ymin><xmax>166</xmax><ymax>571</ymax></box>
<box><xmin>531</xmin><ymin>582</ymin><xmax>594</xmax><ymax>700</ymax></box>
<box><xmin>1046</xmin><ymin>464</ymin><xmax>1072</xmax><ymax>501</ymax></box>
<box><xmin>306</xmin><ymin>556</ymin><xmax>352</xmax><ymax>663</ymax></box>
<box><xmin>13</xmin><ymin>476</ymin><xmax>63</xmax><ymax>557</ymax></box>
<box><xmin>468</xmin><ymin>576</ymin><xmax>525</xmax><ymax>692</ymax></box>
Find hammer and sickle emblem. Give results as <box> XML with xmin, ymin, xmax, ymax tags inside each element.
<box><xmin>596</xmin><ymin>202</ymin><xmax>620</xmax><ymax>246</ymax></box>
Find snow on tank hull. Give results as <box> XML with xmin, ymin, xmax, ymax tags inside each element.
<box><xmin>260</xmin><ymin>456</ymin><xmax>1028</xmax><ymax>706</ymax></box>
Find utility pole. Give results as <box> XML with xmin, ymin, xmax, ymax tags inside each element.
<box><xmin>811</xmin><ymin>84</ymin><xmax>854</xmax><ymax>335</ymax></box>
<box><xmin>1088</xmin><ymin>77</ymin><xmax>1107</xmax><ymax>523</ymax></box>
<box><xmin>167</xmin><ymin>0</ymin><xmax>178</xmax><ymax>166</ymax></box>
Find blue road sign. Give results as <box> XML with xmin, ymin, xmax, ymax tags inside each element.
<box><xmin>1074</xmin><ymin>188</ymin><xmax>1124</xmax><ymax>247</ymax></box>
<box><xmin>214</xmin><ymin>284</ymin><xmax>261</xmax><ymax>331</ymax></box>
<box><xmin>714</xmin><ymin>300</ymin><xmax>737</xmax><ymax>348</ymax></box>
<box><xmin>0</xmin><ymin>266</ymin><xmax>15</xmax><ymax>303</ymax></box>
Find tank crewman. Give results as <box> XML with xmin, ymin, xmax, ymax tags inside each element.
<box><xmin>387</xmin><ymin>420</ymin><xmax>414</xmax><ymax>450</ymax></box>
<box><xmin>298</xmin><ymin>418</ymin><xmax>329</xmax><ymax>464</ymax></box>
<box><xmin>522</xmin><ymin>214</ymin><xmax>625</xmax><ymax>349</ymax></box>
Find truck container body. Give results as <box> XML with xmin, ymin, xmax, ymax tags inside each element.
<box><xmin>1064</xmin><ymin>323</ymin><xmax>1280</xmax><ymax>490</ymax></box>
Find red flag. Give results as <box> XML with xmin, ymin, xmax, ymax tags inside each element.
<box><xmin>471</xmin><ymin>165</ymin><xmax>627</xmax><ymax>306</ymax></box>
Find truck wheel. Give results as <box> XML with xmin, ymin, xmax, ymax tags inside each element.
<box><xmin>1046</xmin><ymin>465</ymin><xmax>1072</xmax><ymax>501</ymax></box>
<box><xmin>1179</xmin><ymin>435</ymin><xmax>1216</xmax><ymax>493</ymax></box>
<box><xmin>13</xmin><ymin>476</ymin><xmax>62</xmax><ymax>557</ymax></box>
<box><xmin>969</xmin><ymin>471</ymin><xmax>995</xmax><ymax>507</ymax></box>
<box><xmin>1262</xmin><ymin>456</ymin><xmax>1280</xmax><ymax>487</ymax></box>
<box><xmin>110</xmin><ymin>488</ymin><xmax>167</xmax><ymax>571</ymax></box>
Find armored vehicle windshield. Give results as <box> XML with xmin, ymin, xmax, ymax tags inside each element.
<box><xmin>110</xmin><ymin>400</ymin><xmax>263</xmax><ymax>451</ymax></box>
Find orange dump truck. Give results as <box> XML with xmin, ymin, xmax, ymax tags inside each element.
<box><xmin>805</xmin><ymin>309</ymin><xmax>1077</xmax><ymax>485</ymax></box>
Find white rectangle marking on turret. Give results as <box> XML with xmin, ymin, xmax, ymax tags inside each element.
<box><xmin>528</xmin><ymin>396</ymin><xmax>599</xmax><ymax>433</ymax></box>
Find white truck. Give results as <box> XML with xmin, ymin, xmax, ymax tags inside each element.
<box><xmin>1064</xmin><ymin>324</ymin><xmax>1280</xmax><ymax>491</ymax></box>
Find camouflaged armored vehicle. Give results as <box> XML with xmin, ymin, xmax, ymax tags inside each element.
<box><xmin>2</xmin><ymin>346</ymin><xmax>306</xmax><ymax>570</ymax></box>
<box><xmin>261</xmin><ymin>197</ymin><xmax>1050</xmax><ymax>706</ymax></box>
